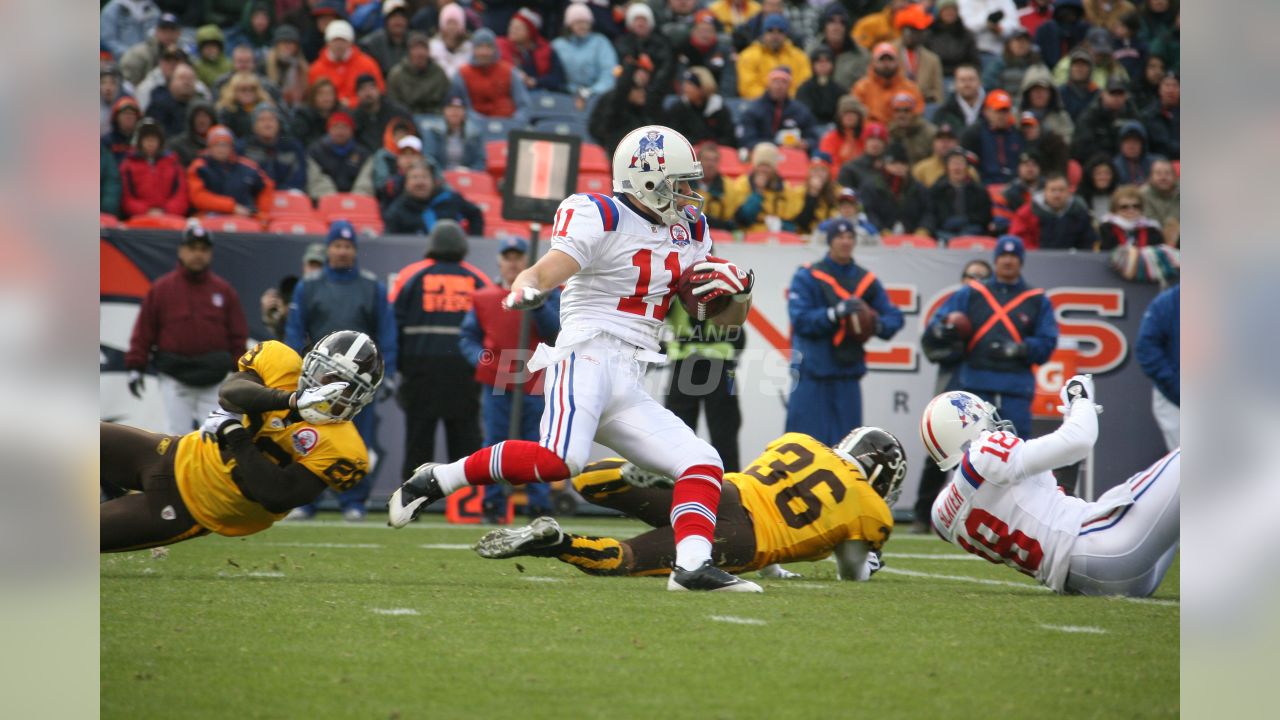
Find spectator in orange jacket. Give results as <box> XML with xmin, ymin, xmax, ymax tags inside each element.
<box><xmin>853</xmin><ymin>0</ymin><xmax>911</xmax><ymax>49</ymax></box>
<box><xmin>120</xmin><ymin>118</ymin><xmax>189</xmax><ymax>218</ymax></box>
<box><xmin>853</xmin><ymin>42</ymin><xmax>926</xmax><ymax>124</ymax></box>
<box><xmin>307</xmin><ymin>19</ymin><xmax>386</xmax><ymax>108</ymax></box>
<box><xmin>187</xmin><ymin>125</ymin><xmax>275</xmax><ymax>219</ymax></box>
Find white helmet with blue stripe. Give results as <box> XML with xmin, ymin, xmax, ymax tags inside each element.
<box><xmin>612</xmin><ymin>125</ymin><xmax>704</xmax><ymax>226</ymax></box>
<box><xmin>919</xmin><ymin>391</ymin><xmax>1014</xmax><ymax>471</ymax></box>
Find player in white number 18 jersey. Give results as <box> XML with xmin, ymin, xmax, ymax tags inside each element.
<box><xmin>389</xmin><ymin>126</ymin><xmax>763</xmax><ymax>592</ymax></box>
<box><xmin>922</xmin><ymin>375</ymin><xmax>1179</xmax><ymax>596</ymax></box>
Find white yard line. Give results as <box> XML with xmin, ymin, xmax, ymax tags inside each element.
<box><xmin>520</xmin><ymin>576</ymin><xmax>564</xmax><ymax>583</ymax></box>
<box><xmin>419</xmin><ymin>544</ymin><xmax>474</xmax><ymax>550</ymax></box>
<box><xmin>708</xmin><ymin>615</ymin><xmax>767</xmax><ymax>626</ymax></box>
<box><xmin>371</xmin><ymin>608</ymin><xmax>419</xmax><ymax>616</ymax></box>
<box><xmin>1040</xmin><ymin>624</ymin><xmax>1108</xmax><ymax>634</ymax></box>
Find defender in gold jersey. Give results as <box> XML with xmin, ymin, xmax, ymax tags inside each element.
<box><xmin>100</xmin><ymin>331</ymin><xmax>383</xmax><ymax>552</ymax></box>
<box><xmin>475</xmin><ymin>428</ymin><xmax>906</xmax><ymax>580</ymax></box>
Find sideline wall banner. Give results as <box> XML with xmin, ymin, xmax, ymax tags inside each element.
<box><xmin>101</xmin><ymin>231</ymin><xmax>1165</xmax><ymax>509</ymax></box>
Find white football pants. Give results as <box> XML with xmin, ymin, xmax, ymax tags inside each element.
<box><xmin>1151</xmin><ymin>389</ymin><xmax>1180</xmax><ymax>452</ymax></box>
<box><xmin>537</xmin><ymin>334</ymin><xmax>721</xmax><ymax>477</ymax></box>
<box><xmin>1066</xmin><ymin>449</ymin><xmax>1180</xmax><ymax>597</ymax></box>
<box><xmin>157</xmin><ymin>373</ymin><xmax>224</xmax><ymax>435</ymax></box>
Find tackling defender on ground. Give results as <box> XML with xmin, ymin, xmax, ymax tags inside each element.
<box><xmin>100</xmin><ymin>332</ymin><xmax>382</xmax><ymax>552</ymax></box>
<box><xmin>922</xmin><ymin>375</ymin><xmax>1180</xmax><ymax>596</ymax></box>
<box><xmin>389</xmin><ymin>126</ymin><xmax>762</xmax><ymax>592</ymax></box>
<box><xmin>474</xmin><ymin>428</ymin><xmax>904</xmax><ymax>582</ymax></box>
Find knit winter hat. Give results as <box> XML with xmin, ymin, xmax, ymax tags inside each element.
<box><xmin>206</xmin><ymin>125</ymin><xmax>234</xmax><ymax>146</ymax></box>
<box><xmin>564</xmin><ymin>2</ymin><xmax>593</xmax><ymax>27</ymax></box>
<box><xmin>439</xmin><ymin>3</ymin><xmax>466</xmax><ymax>30</ymax></box>
<box><xmin>325</xmin><ymin>19</ymin><xmax>355</xmax><ymax>43</ymax></box>
<box><xmin>826</xmin><ymin>218</ymin><xmax>856</xmax><ymax>244</ymax></box>
<box><xmin>994</xmin><ymin>235</ymin><xmax>1025</xmax><ymax>263</ymax></box>
<box><xmin>511</xmin><ymin>8</ymin><xmax>543</xmax><ymax>38</ymax></box>
<box><xmin>328</xmin><ymin>219</ymin><xmax>357</xmax><ymax>246</ymax></box>
<box><xmin>625</xmin><ymin>2</ymin><xmax>655</xmax><ymax>30</ymax></box>
<box><xmin>471</xmin><ymin>28</ymin><xmax>498</xmax><ymax>48</ymax></box>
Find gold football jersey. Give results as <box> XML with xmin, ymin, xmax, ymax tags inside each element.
<box><xmin>174</xmin><ymin>341</ymin><xmax>369</xmax><ymax>537</ymax></box>
<box><xmin>729</xmin><ymin>433</ymin><xmax>894</xmax><ymax>569</ymax></box>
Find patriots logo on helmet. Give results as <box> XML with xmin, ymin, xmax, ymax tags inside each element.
<box><xmin>949</xmin><ymin>395</ymin><xmax>979</xmax><ymax>428</ymax></box>
<box><xmin>628</xmin><ymin>131</ymin><xmax>666</xmax><ymax>172</ymax></box>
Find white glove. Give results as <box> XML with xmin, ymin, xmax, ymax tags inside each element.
<box><xmin>503</xmin><ymin>286</ymin><xmax>548</xmax><ymax>310</ymax></box>
<box><xmin>689</xmin><ymin>258</ymin><xmax>754</xmax><ymax>302</ymax></box>
<box><xmin>1057</xmin><ymin>374</ymin><xmax>1103</xmax><ymax>415</ymax></box>
<box><xmin>293</xmin><ymin>381</ymin><xmax>349</xmax><ymax>424</ymax></box>
<box><xmin>757</xmin><ymin>563</ymin><xmax>803</xmax><ymax>579</ymax></box>
<box><xmin>200</xmin><ymin>407</ymin><xmax>244</xmax><ymax>443</ymax></box>
<box><xmin>866</xmin><ymin>550</ymin><xmax>884</xmax><ymax>577</ymax></box>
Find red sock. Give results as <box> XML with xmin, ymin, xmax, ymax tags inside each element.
<box><xmin>669</xmin><ymin>464</ymin><xmax>723</xmax><ymax>546</ymax></box>
<box><xmin>461</xmin><ymin>441</ymin><xmax>570</xmax><ymax>486</ymax></box>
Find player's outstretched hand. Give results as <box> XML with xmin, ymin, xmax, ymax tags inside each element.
<box><xmin>1057</xmin><ymin>374</ymin><xmax>1103</xmax><ymax>416</ymax></box>
<box><xmin>294</xmin><ymin>381</ymin><xmax>349</xmax><ymax>424</ymax></box>
<box><xmin>866</xmin><ymin>550</ymin><xmax>884</xmax><ymax>577</ymax></box>
<box><xmin>503</xmin><ymin>286</ymin><xmax>548</xmax><ymax>311</ymax></box>
<box><xmin>127</xmin><ymin>370</ymin><xmax>145</xmax><ymax>399</ymax></box>
<box><xmin>689</xmin><ymin>257</ymin><xmax>754</xmax><ymax>303</ymax></box>
<box><xmin>200</xmin><ymin>408</ymin><xmax>244</xmax><ymax>443</ymax></box>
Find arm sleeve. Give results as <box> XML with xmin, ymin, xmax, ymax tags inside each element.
<box><xmin>222</xmin><ymin>428</ymin><xmax>329</xmax><ymax>513</ymax></box>
<box><xmin>1017</xmin><ymin>399</ymin><xmax>1099</xmax><ymax>476</ymax></box>
<box><xmin>589</xmin><ymin>39</ymin><xmax>619</xmax><ymax>96</ymax></box>
<box><xmin>306</xmin><ymin>156</ymin><xmax>337</xmax><ymax>200</ymax></box>
<box><xmin>868</xmin><ymin>279</ymin><xmax>904</xmax><ymax>340</ymax></box>
<box><xmin>218</xmin><ymin>371</ymin><xmax>293</xmax><ymax>414</ymax></box>
<box><xmin>833</xmin><ymin>540</ymin><xmax>873</xmax><ymax>581</ymax></box>
<box><xmin>1023</xmin><ymin>295</ymin><xmax>1058</xmax><ymax>365</ymax></box>
<box><xmin>1135</xmin><ymin>296</ymin><xmax>1178</xmax><ymax>403</ymax></box>
<box><xmin>164</xmin><ymin>161</ymin><xmax>191</xmax><ymax>215</ymax></box>
<box><xmin>124</xmin><ymin>287</ymin><xmax>160</xmax><ymax>370</ymax></box>
<box><xmin>188</xmin><ymin>160</ymin><xmax>237</xmax><ymax>214</ymax></box>
<box><xmin>457</xmin><ymin>310</ymin><xmax>484</xmax><ymax>367</ymax></box>
<box><xmin>283</xmin><ymin>280</ymin><xmax>307</xmax><ymax>352</ymax></box>
<box><xmin>787</xmin><ymin>269</ymin><xmax>839</xmax><ymax>338</ymax></box>
<box><xmin>547</xmin><ymin>194</ymin><xmax>606</xmax><ymax>270</ymax></box>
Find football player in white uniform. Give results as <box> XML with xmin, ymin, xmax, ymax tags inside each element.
<box><xmin>921</xmin><ymin>376</ymin><xmax>1179</xmax><ymax>596</ymax></box>
<box><xmin>389</xmin><ymin>126</ymin><xmax>762</xmax><ymax>592</ymax></box>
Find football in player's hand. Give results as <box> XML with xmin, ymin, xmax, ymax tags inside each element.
<box><xmin>846</xmin><ymin>303</ymin><xmax>880</xmax><ymax>344</ymax></box>
<box><xmin>944</xmin><ymin>311</ymin><xmax>973</xmax><ymax>340</ymax></box>
<box><xmin>677</xmin><ymin>268</ymin><xmax>732</xmax><ymax>321</ymax></box>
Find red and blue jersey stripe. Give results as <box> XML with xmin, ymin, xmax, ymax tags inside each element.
<box><xmin>689</xmin><ymin>214</ymin><xmax>706</xmax><ymax>243</ymax></box>
<box><xmin>960</xmin><ymin>453</ymin><xmax>986</xmax><ymax>489</ymax></box>
<box><xmin>583</xmin><ymin>193</ymin><xmax>619</xmax><ymax>231</ymax></box>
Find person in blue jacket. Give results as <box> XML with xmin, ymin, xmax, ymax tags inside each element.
<box><xmin>786</xmin><ymin>218</ymin><xmax>905</xmax><ymax>446</ymax></box>
<box><xmin>1135</xmin><ymin>284</ymin><xmax>1179</xmax><ymax>451</ymax></box>
<box><xmin>284</xmin><ymin>220</ymin><xmax>399</xmax><ymax>521</ymax></box>
<box><xmin>925</xmin><ymin>235</ymin><xmax>1058</xmax><ymax>437</ymax></box>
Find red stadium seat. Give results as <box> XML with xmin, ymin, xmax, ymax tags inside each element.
<box><xmin>776</xmin><ymin>147</ymin><xmax>809</xmax><ymax>182</ymax></box>
<box><xmin>100</xmin><ymin>213</ymin><xmax>122</xmax><ymax>229</ymax></box>
<box><xmin>444</xmin><ymin>169</ymin><xmax>497</xmax><ymax>195</ymax></box>
<box><xmin>576</xmin><ymin>173</ymin><xmax>612</xmax><ymax>194</ymax></box>
<box><xmin>470</xmin><ymin>193</ymin><xmax>502</xmax><ymax>217</ymax></box>
<box><xmin>742</xmin><ymin>230</ymin><xmax>804</xmax><ymax>245</ymax></box>
<box><xmin>488</xmin><ymin>219</ymin><xmax>534</xmax><ymax>238</ymax></box>
<box><xmin>716</xmin><ymin>145</ymin><xmax>747</xmax><ymax>178</ymax></box>
<box><xmin>708</xmin><ymin>229</ymin><xmax>735</xmax><ymax>245</ymax></box>
<box><xmin>947</xmin><ymin>235</ymin><xmax>997</xmax><ymax>251</ymax></box>
<box><xmin>267</xmin><ymin>190</ymin><xmax>315</xmax><ymax>219</ymax></box>
<box><xmin>268</xmin><ymin>218</ymin><xmax>328</xmax><ymax>235</ymax></box>
<box><xmin>880</xmin><ymin>234</ymin><xmax>938</xmax><ymax>249</ymax></box>
<box><xmin>318</xmin><ymin>193</ymin><xmax>380</xmax><ymax>222</ymax></box>
<box><xmin>200</xmin><ymin>215</ymin><xmax>263</xmax><ymax>233</ymax></box>
<box><xmin>580</xmin><ymin>144</ymin><xmax>609</xmax><ymax>174</ymax></box>
<box><xmin>124</xmin><ymin>213</ymin><xmax>188</xmax><ymax>230</ymax></box>
<box><xmin>485</xmin><ymin>140</ymin><xmax>508</xmax><ymax>178</ymax></box>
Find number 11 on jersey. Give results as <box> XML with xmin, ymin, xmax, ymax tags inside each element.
<box><xmin>617</xmin><ymin>249</ymin><xmax>681</xmax><ymax>320</ymax></box>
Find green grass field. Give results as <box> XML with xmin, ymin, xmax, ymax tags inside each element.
<box><xmin>101</xmin><ymin>515</ymin><xmax>1178</xmax><ymax>719</ymax></box>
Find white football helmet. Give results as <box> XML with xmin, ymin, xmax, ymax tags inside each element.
<box><xmin>612</xmin><ymin>125</ymin><xmax>704</xmax><ymax>226</ymax></box>
<box><xmin>919</xmin><ymin>391</ymin><xmax>1014</xmax><ymax>470</ymax></box>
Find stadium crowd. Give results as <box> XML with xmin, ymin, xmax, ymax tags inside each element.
<box><xmin>103</xmin><ymin>0</ymin><xmax>1180</xmax><ymax>524</ymax></box>
<box><xmin>100</xmin><ymin>0</ymin><xmax>1180</xmax><ymax>251</ymax></box>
